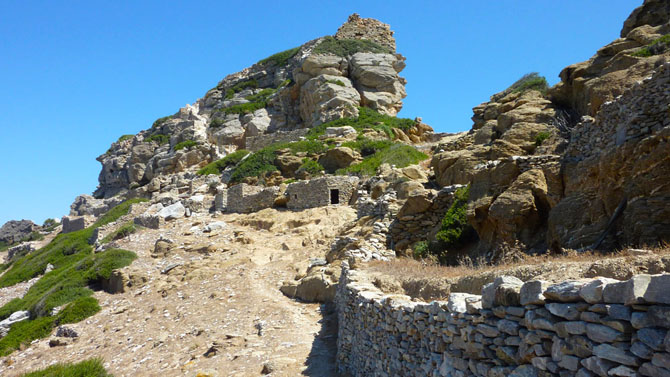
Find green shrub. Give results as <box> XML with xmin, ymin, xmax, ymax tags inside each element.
<box><xmin>197</xmin><ymin>150</ymin><xmax>250</xmax><ymax>176</ymax></box>
<box><xmin>228</xmin><ymin>140</ymin><xmax>328</xmax><ymax>183</ymax></box>
<box><xmin>0</xmin><ymin>241</ymin><xmax>8</xmax><ymax>253</ymax></box>
<box><xmin>631</xmin><ymin>34</ymin><xmax>670</xmax><ymax>57</ymax></box>
<box><xmin>258</xmin><ymin>46</ymin><xmax>300</xmax><ymax>66</ymax></box>
<box><xmin>435</xmin><ymin>186</ymin><xmax>476</xmax><ymax>250</ymax></box>
<box><xmin>57</xmin><ymin>296</ymin><xmax>101</xmax><ymax>324</ymax></box>
<box><xmin>326</xmin><ymin>79</ymin><xmax>345</xmax><ymax>86</ymax></box>
<box><xmin>221</xmin><ymin>101</ymin><xmax>266</xmax><ymax>115</ymax></box>
<box><xmin>174</xmin><ymin>140</ymin><xmax>198</xmax><ymax>151</ymax></box>
<box><xmin>307</xmin><ymin>107</ymin><xmax>415</xmax><ymax>140</ymax></box>
<box><xmin>412</xmin><ymin>241</ymin><xmax>429</xmax><ymax>259</ymax></box>
<box><xmin>209</xmin><ymin>118</ymin><xmax>225</xmax><ymax>128</ymax></box>
<box><xmin>93</xmin><ymin>198</ymin><xmax>147</xmax><ymax>228</ymax></box>
<box><xmin>100</xmin><ymin>222</ymin><xmax>137</xmax><ymax>244</ymax></box>
<box><xmin>507</xmin><ymin>72</ymin><xmax>549</xmax><ymax>94</ymax></box>
<box><xmin>0</xmin><ymin>317</ymin><xmax>54</xmax><ymax>356</ymax></box>
<box><xmin>342</xmin><ymin>139</ymin><xmax>394</xmax><ymax>156</ymax></box>
<box><xmin>229</xmin><ymin>149</ymin><xmax>278</xmax><ymax>183</ymax></box>
<box><xmin>298</xmin><ymin>159</ymin><xmax>324</xmax><ymax>176</ymax></box>
<box><xmin>20</xmin><ymin>358</ymin><xmax>112</xmax><ymax>377</ymax></box>
<box><xmin>151</xmin><ymin>116</ymin><xmax>172</xmax><ymax>129</ymax></box>
<box><xmin>117</xmin><ymin>134</ymin><xmax>134</xmax><ymax>143</ymax></box>
<box><xmin>246</xmin><ymin>88</ymin><xmax>276</xmax><ymax>103</ymax></box>
<box><xmin>42</xmin><ymin>218</ymin><xmax>59</xmax><ymax>232</ymax></box>
<box><xmin>313</xmin><ymin>36</ymin><xmax>392</xmax><ymax>57</ymax></box>
<box><xmin>535</xmin><ymin>131</ymin><xmax>551</xmax><ymax>146</ymax></box>
<box><xmin>223</xmin><ymin>79</ymin><xmax>258</xmax><ymax>99</ymax></box>
<box><xmin>337</xmin><ymin>143</ymin><xmax>428</xmax><ymax>176</ymax></box>
<box><xmin>145</xmin><ymin>134</ymin><xmax>169</xmax><ymax>145</ymax></box>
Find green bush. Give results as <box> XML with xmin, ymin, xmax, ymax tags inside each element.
<box><xmin>326</xmin><ymin>79</ymin><xmax>345</xmax><ymax>86</ymax></box>
<box><xmin>535</xmin><ymin>131</ymin><xmax>551</xmax><ymax>146</ymax></box>
<box><xmin>20</xmin><ymin>358</ymin><xmax>112</xmax><ymax>377</ymax></box>
<box><xmin>57</xmin><ymin>296</ymin><xmax>101</xmax><ymax>324</ymax></box>
<box><xmin>145</xmin><ymin>134</ymin><xmax>169</xmax><ymax>145</ymax></box>
<box><xmin>223</xmin><ymin>79</ymin><xmax>258</xmax><ymax>99</ymax></box>
<box><xmin>313</xmin><ymin>36</ymin><xmax>392</xmax><ymax>57</ymax></box>
<box><xmin>100</xmin><ymin>222</ymin><xmax>137</xmax><ymax>244</ymax></box>
<box><xmin>307</xmin><ymin>107</ymin><xmax>415</xmax><ymax>140</ymax></box>
<box><xmin>117</xmin><ymin>134</ymin><xmax>134</xmax><ymax>143</ymax></box>
<box><xmin>342</xmin><ymin>139</ymin><xmax>394</xmax><ymax>156</ymax></box>
<box><xmin>258</xmin><ymin>46</ymin><xmax>300</xmax><ymax>66</ymax></box>
<box><xmin>631</xmin><ymin>34</ymin><xmax>670</xmax><ymax>57</ymax></box>
<box><xmin>151</xmin><ymin>116</ymin><xmax>172</xmax><ymax>129</ymax></box>
<box><xmin>435</xmin><ymin>186</ymin><xmax>476</xmax><ymax>250</ymax></box>
<box><xmin>246</xmin><ymin>88</ymin><xmax>276</xmax><ymax>103</ymax></box>
<box><xmin>197</xmin><ymin>150</ymin><xmax>250</xmax><ymax>176</ymax></box>
<box><xmin>412</xmin><ymin>241</ymin><xmax>429</xmax><ymax>259</ymax></box>
<box><xmin>229</xmin><ymin>140</ymin><xmax>328</xmax><ymax>183</ymax></box>
<box><xmin>42</xmin><ymin>218</ymin><xmax>59</xmax><ymax>232</ymax></box>
<box><xmin>174</xmin><ymin>140</ymin><xmax>198</xmax><ymax>151</ymax></box>
<box><xmin>0</xmin><ymin>317</ymin><xmax>54</xmax><ymax>356</ymax></box>
<box><xmin>507</xmin><ymin>73</ymin><xmax>549</xmax><ymax>94</ymax></box>
<box><xmin>221</xmin><ymin>101</ymin><xmax>266</xmax><ymax>115</ymax></box>
<box><xmin>298</xmin><ymin>158</ymin><xmax>324</xmax><ymax>176</ymax></box>
<box><xmin>209</xmin><ymin>118</ymin><xmax>225</xmax><ymax>128</ymax></box>
<box><xmin>337</xmin><ymin>143</ymin><xmax>428</xmax><ymax>176</ymax></box>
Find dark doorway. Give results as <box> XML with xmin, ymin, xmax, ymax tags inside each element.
<box><xmin>330</xmin><ymin>189</ymin><xmax>340</xmax><ymax>204</ymax></box>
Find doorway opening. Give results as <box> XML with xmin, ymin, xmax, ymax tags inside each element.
<box><xmin>330</xmin><ymin>189</ymin><xmax>340</xmax><ymax>205</ymax></box>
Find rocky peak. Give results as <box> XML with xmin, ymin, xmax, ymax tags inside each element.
<box><xmin>335</xmin><ymin>13</ymin><xmax>397</xmax><ymax>52</ymax></box>
<box><xmin>621</xmin><ymin>0</ymin><xmax>670</xmax><ymax>38</ymax></box>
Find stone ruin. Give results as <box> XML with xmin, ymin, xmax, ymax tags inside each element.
<box><xmin>286</xmin><ymin>176</ymin><xmax>359</xmax><ymax>210</ymax></box>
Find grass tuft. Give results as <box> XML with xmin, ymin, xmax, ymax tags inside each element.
<box><xmin>631</xmin><ymin>34</ymin><xmax>670</xmax><ymax>57</ymax></box>
<box><xmin>535</xmin><ymin>131</ymin><xmax>551</xmax><ymax>146</ymax></box>
<box><xmin>223</xmin><ymin>79</ymin><xmax>258</xmax><ymax>100</ymax></box>
<box><xmin>306</xmin><ymin>107</ymin><xmax>415</xmax><ymax>140</ymax></box>
<box><xmin>145</xmin><ymin>134</ymin><xmax>169</xmax><ymax>145</ymax></box>
<box><xmin>100</xmin><ymin>222</ymin><xmax>137</xmax><ymax>244</ymax></box>
<box><xmin>20</xmin><ymin>357</ymin><xmax>112</xmax><ymax>377</ymax></box>
<box><xmin>151</xmin><ymin>116</ymin><xmax>172</xmax><ymax>129</ymax></box>
<box><xmin>117</xmin><ymin>135</ymin><xmax>134</xmax><ymax>143</ymax></box>
<box><xmin>507</xmin><ymin>73</ymin><xmax>549</xmax><ymax>94</ymax></box>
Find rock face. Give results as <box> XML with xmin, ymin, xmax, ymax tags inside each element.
<box><xmin>0</xmin><ymin>220</ymin><xmax>38</xmax><ymax>245</ymax></box>
<box><xmin>94</xmin><ymin>14</ymin><xmax>407</xmax><ymax>198</ymax></box>
<box><xmin>427</xmin><ymin>1</ymin><xmax>670</xmax><ymax>258</ymax></box>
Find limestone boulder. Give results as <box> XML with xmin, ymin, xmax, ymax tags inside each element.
<box><xmin>275</xmin><ymin>154</ymin><xmax>303</xmax><ymax>178</ymax></box>
<box><xmin>318</xmin><ymin>147</ymin><xmax>361</xmax><ymax>173</ymax></box>
<box><xmin>299</xmin><ymin>74</ymin><xmax>360</xmax><ymax>127</ymax></box>
<box><xmin>397</xmin><ymin>189</ymin><xmax>434</xmax><ymax>217</ymax></box>
<box><xmin>0</xmin><ymin>220</ymin><xmax>39</xmax><ymax>245</ymax></box>
<box><xmin>349</xmin><ymin>52</ymin><xmax>406</xmax><ymax>115</ymax></box>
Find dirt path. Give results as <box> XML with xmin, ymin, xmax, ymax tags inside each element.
<box><xmin>1</xmin><ymin>207</ymin><xmax>355</xmax><ymax>376</ymax></box>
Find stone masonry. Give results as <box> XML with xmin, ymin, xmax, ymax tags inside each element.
<box><xmin>337</xmin><ymin>261</ymin><xmax>670</xmax><ymax>377</ymax></box>
<box><xmin>226</xmin><ymin>184</ymin><xmax>279</xmax><ymax>213</ymax></box>
<box><xmin>286</xmin><ymin>176</ymin><xmax>359</xmax><ymax>210</ymax></box>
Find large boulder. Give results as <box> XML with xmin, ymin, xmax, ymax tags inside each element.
<box><xmin>349</xmin><ymin>52</ymin><xmax>406</xmax><ymax>115</ymax></box>
<box><xmin>318</xmin><ymin>147</ymin><xmax>361</xmax><ymax>173</ymax></box>
<box><xmin>0</xmin><ymin>220</ymin><xmax>38</xmax><ymax>245</ymax></box>
<box><xmin>299</xmin><ymin>74</ymin><xmax>361</xmax><ymax>127</ymax></box>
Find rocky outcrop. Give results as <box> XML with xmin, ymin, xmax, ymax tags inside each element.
<box><xmin>0</xmin><ymin>220</ymin><xmax>38</xmax><ymax>245</ymax></box>
<box><xmin>93</xmin><ymin>14</ymin><xmax>408</xmax><ymax>198</ymax></box>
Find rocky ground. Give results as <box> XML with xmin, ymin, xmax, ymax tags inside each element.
<box><xmin>0</xmin><ymin>207</ymin><xmax>357</xmax><ymax>376</ymax></box>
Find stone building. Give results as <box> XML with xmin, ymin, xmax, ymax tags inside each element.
<box><xmin>286</xmin><ymin>176</ymin><xmax>359</xmax><ymax>210</ymax></box>
<box><xmin>226</xmin><ymin>183</ymin><xmax>279</xmax><ymax>213</ymax></box>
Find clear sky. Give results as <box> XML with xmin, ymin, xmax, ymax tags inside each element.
<box><xmin>0</xmin><ymin>0</ymin><xmax>639</xmax><ymax>226</ymax></box>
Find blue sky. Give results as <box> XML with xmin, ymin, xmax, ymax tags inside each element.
<box><xmin>0</xmin><ymin>0</ymin><xmax>638</xmax><ymax>225</ymax></box>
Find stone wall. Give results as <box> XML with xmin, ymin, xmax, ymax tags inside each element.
<box><xmin>226</xmin><ymin>184</ymin><xmax>279</xmax><ymax>213</ymax></box>
<box><xmin>336</xmin><ymin>261</ymin><xmax>670</xmax><ymax>377</ymax></box>
<box><xmin>286</xmin><ymin>176</ymin><xmax>359</xmax><ymax>210</ymax></box>
<box><xmin>566</xmin><ymin>62</ymin><xmax>670</xmax><ymax>161</ymax></box>
<box><xmin>244</xmin><ymin>129</ymin><xmax>309</xmax><ymax>152</ymax></box>
<box><xmin>388</xmin><ymin>186</ymin><xmax>461</xmax><ymax>251</ymax></box>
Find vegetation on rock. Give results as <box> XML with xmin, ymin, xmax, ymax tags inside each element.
<box><xmin>221</xmin><ymin>101</ymin><xmax>267</xmax><ymax>115</ymax></box>
<box><xmin>631</xmin><ymin>34</ymin><xmax>670</xmax><ymax>57</ymax></box>
<box><xmin>145</xmin><ymin>134</ymin><xmax>169</xmax><ymax>145</ymax></box>
<box><xmin>100</xmin><ymin>221</ymin><xmax>138</xmax><ymax>244</ymax></box>
<box><xmin>117</xmin><ymin>134</ymin><xmax>134</xmax><ymax>143</ymax></box>
<box><xmin>223</xmin><ymin>79</ymin><xmax>258</xmax><ymax>99</ymax></box>
<box><xmin>337</xmin><ymin>143</ymin><xmax>427</xmax><ymax>176</ymax></box>
<box><xmin>307</xmin><ymin>107</ymin><xmax>415</xmax><ymax>139</ymax></box>
<box><xmin>197</xmin><ymin>149</ymin><xmax>250</xmax><ymax>176</ymax></box>
<box><xmin>534</xmin><ymin>131</ymin><xmax>551</xmax><ymax>146</ymax></box>
<box><xmin>313</xmin><ymin>36</ymin><xmax>392</xmax><ymax>57</ymax></box>
<box><xmin>151</xmin><ymin>115</ymin><xmax>172</xmax><ymax>129</ymax></box>
<box><xmin>230</xmin><ymin>141</ymin><xmax>328</xmax><ymax>183</ymax></box>
<box><xmin>433</xmin><ymin>186</ymin><xmax>476</xmax><ymax>261</ymax></box>
<box><xmin>258</xmin><ymin>46</ymin><xmax>300</xmax><ymax>67</ymax></box>
<box><xmin>298</xmin><ymin>158</ymin><xmax>324</xmax><ymax>176</ymax></box>
<box><xmin>173</xmin><ymin>140</ymin><xmax>198</xmax><ymax>151</ymax></box>
<box><xmin>20</xmin><ymin>358</ymin><xmax>112</xmax><ymax>377</ymax></box>
<box><xmin>326</xmin><ymin>79</ymin><xmax>346</xmax><ymax>86</ymax></box>
<box><xmin>507</xmin><ymin>72</ymin><xmax>549</xmax><ymax>94</ymax></box>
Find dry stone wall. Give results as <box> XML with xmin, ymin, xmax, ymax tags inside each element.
<box><xmin>286</xmin><ymin>176</ymin><xmax>359</xmax><ymax>210</ymax></box>
<box><xmin>566</xmin><ymin>62</ymin><xmax>670</xmax><ymax>161</ymax></box>
<box><xmin>226</xmin><ymin>184</ymin><xmax>279</xmax><ymax>213</ymax></box>
<box><xmin>337</xmin><ymin>261</ymin><xmax>670</xmax><ymax>377</ymax></box>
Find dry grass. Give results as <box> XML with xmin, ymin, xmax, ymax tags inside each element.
<box><xmin>366</xmin><ymin>245</ymin><xmax>670</xmax><ymax>282</ymax></box>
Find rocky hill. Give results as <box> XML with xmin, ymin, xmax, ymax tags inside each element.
<box><xmin>1</xmin><ymin>2</ymin><xmax>670</xmax><ymax>376</ymax></box>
